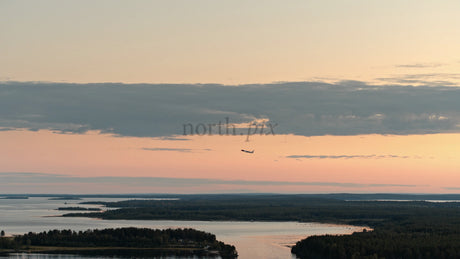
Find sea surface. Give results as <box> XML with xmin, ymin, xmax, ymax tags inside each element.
<box><xmin>0</xmin><ymin>197</ymin><xmax>366</xmax><ymax>259</ymax></box>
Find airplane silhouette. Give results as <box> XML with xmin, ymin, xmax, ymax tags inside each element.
<box><xmin>241</xmin><ymin>149</ymin><xmax>254</xmax><ymax>153</ymax></box>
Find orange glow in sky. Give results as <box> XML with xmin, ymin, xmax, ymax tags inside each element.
<box><xmin>1</xmin><ymin>129</ymin><xmax>459</xmax><ymax>193</ymax></box>
<box><xmin>2</xmin><ymin>1</ymin><xmax>460</xmax><ymax>194</ymax></box>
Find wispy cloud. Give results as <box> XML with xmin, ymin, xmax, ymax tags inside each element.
<box><xmin>157</xmin><ymin>136</ymin><xmax>190</xmax><ymax>141</ymax></box>
<box><xmin>376</xmin><ymin>73</ymin><xmax>460</xmax><ymax>86</ymax></box>
<box><xmin>1</xmin><ymin>81</ymin><xmax>460</xmax><ymax>138</ymax></box>
<box><xmin>0</xmin><ymin>172</ymin><xmax>419</xmax><ymax>193</ymax></box>
<box><xmin>142</xmin><ymin>147</ymin><xmax>211</xmax><ymax>153</ymax></box>
<box><xmin>142</xmin><ymin>147</ymin><xmax>193</xmax><ymax>152</ymax></box>
<box><xmin>287</xmin><ymin>154</ymin><xmax>410</xmax><ymax>159</ymax></box>
<box><xmin>395</xmin><ymin>63</ymin><xmax>445</xmax><ymax>68</ymax></box>
<box><xmin>444</xmin><ymin>187</ymin><xmax>460</xmax><ymax>190</ymax></box>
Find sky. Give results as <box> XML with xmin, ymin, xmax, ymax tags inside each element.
<box><xmin>1</xmin><ymin>0</ymin><xmax>460</xmax><ymax>194</ymax></box>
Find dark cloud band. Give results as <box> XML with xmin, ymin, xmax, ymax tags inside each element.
<box><xmin>1</xmin><ymin>81</ymin><xmax>460</xmax><ymax>137</ymax></box>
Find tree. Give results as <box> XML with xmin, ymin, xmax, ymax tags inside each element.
<box><xmin>1</xmin><ymin>230</ymin><xmax>5</xmax><ymax>237</ymax></box>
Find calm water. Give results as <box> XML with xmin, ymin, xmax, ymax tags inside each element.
<box><xmin>0</xmin><ymin>197</ymin><xmax>366</xmax><ymax>259</ymax></box>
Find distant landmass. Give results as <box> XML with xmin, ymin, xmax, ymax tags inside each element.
<box><xmin>3</xmin><ymin>193</ymin><xmax>460</xmax><ymax>200</ymax></box>
<box><xmin>0</xmin><ymin>196</ymin><xmax>28</xmax><ymax>199</ymax></box>
<box><xmin>63</xmin><ymin>194</ymin><xmax>460</xmax><ymax>258</ymax></box>
<box><xmin>3</xmin><ymin>193</ymin><xmax>460</xmax><ymax>201</ymax></box>
<box><xmin>57</xmin><ymin>207</ymin><xmax>101</xmax><ymax>211</ymax></box>
<box><xmin>3</xmin><ymin>193</ymin><xmax>460</xmax><ymax>258</ymax></box>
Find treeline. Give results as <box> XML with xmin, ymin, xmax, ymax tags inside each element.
<box><xmin>7</xmin><ymin>193</ymin><xmax>460</xmax><ymax>200</ymax></box>
<box><xmin>0</xmin><ymin>227</ymin><xmax>237</xmax><ymax>258</ymax></box>
<box><xmin>292</xmin><ymin>226</ymin><xmax>460</xmax><ymax>258</ymax></box>
<box><xmin>289</xmin><ymin>203</ymin><xmax>460</xmax><ymax>258</ymax></box>
<box><xmin>57</xmin><ymin>207</ymin><xmax>101</xmax><ymax>211</ymax></box>
<box><xmin>0</xmin><ymin>196</ymin><xmax>28</xmax><ymax>199</ymax></box>
<box><xmin>69</xmin><ymin>196</ymin><xmax>460</xmax><ymax>226</ymax></box>
<box><xmin>68</xmin><ymin>195</ymin><xmax>460</xmax><ymax>258</ymax></box>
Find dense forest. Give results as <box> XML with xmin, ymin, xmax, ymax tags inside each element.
<box><xmin>291</xmin><ymin>213</ymin><xmax>460</xmax><ymax>259</ymax></box>
<box><xmin>69</xmin><ymin>195</ymin><xmax>459</xmax><ymax>225</ymax></box>
<box><xmin>64</xmin><ymin>194</ymin><xmax>460</xmax><ymax>258</ymax></box>
<box><xmin>292</xmin><ymin>230</ymin><xmax>460</xmax><ymax>259</ymax></box>
<box><xmin>57</xmin><ymin>207</ymin><xmax>101</xmax><ymax>211</ymax></box>
<box><xmin>0</xmin><ymin>227</ymin><xmax>237</xmax><ymax>258</ymax></box>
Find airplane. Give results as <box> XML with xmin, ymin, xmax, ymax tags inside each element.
<box><xmin>241</xmin><ymin>149</ymin><xmax>254</xmax><ymax>154</ymax></box>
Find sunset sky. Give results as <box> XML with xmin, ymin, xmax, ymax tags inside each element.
<box><xmin>1</xmin><ymin>1</ymin><xmax>460</xmax><ymax>193</ymax></box>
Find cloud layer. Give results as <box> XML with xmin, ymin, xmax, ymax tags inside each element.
<box><xmin>0</xmin><ymin>172</ymin><xmax>418</xmax><ymax>194</ymax></box>
<box><xmin>286</xmin><ymin>155</ymin><xmax>410</xmax><ymax>159</ymax></box>
<box><xmin>1</xmin><ymin>81</ymin><xmax>460</xmax><ymax>137</ymax></box>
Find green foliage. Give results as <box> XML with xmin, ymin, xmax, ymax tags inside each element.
<box><xmin>292</xmin><ymin>226</ymin><xmax>460</xmax><ymax>259</ymax></box>
<box><xmin>0</xmin><ymin>236</ymin><xmax>13</xmax><ymax>249</ymax></box>
<box><xmin>286</xmin><ymin>200</ymin><xmax>460</xmax><ymax>258</ymax></box>
<box><xmin>0</xmin><ymin>228</ymin><xmax>237</xmax><ymax>258</ymax></box>
<box><xmin>70</xmin><ymin>195</ymin><xmax>460</xmax><ymax>259</ymax></box>
<box><xmin>57</xmin><ymin>207</ymin><xmax>101</xmax><ymax>211</ymax></box>
<box><xmin>68</xmin><ymin>195</ymin><xmax>460</xmax><ymax>225</ymax></box>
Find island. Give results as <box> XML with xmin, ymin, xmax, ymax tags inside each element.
<box><xmin>64</xmin><ymin>194</ymin><xmax>460</xmax><ymax>258</ymax></box>
<box><xmin>57</xmin><ymin>207</ymin><xmax>101</xmax><ymax>211</ymax></box>
<box><xmin>0</xmin><ymin>227</ymin><xmax>237</xmax><ymax>258</ymax></box>
<box><xmin>0</xmin><ymin>196</ymin><xmax>29</xmax><ymax>199</ymax></box>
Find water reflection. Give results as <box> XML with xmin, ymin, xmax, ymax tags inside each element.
<box><xmin>0</xmin><ymin>197</ymin><xmax>365</xmax><ymax>259</ymax></box>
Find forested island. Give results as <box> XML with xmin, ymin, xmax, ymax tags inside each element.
<box><xmin>57</xmin><ymin>207</ymin><xmax>101</xmax><ymax>211</ymax></box>
<box><xmin>0</xmin><ymin>227</ymin><xmax>237</xmax><ymax>258</ymax></box>
<box><xmin>0</xmin><ymin>196</ymin><xmax>29</xmax><ymax>199</ymax></box>
<box><xmin>63</xmin><ymin>194</ymin><xmax>460</xmax><ymax>258</ymax></box>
